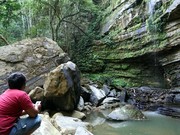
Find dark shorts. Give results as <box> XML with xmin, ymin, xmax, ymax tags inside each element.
<box><xmin>9</xmin><ymin>115</ymin><xmax>41</xmax><ymax>135</ymax></box>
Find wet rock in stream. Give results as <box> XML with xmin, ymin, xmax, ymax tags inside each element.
<box><xmin>157</xmin><ymin>106</ymin><xmax>180</xmax><ymax>118</ymax></box>
<box><xmin>107</xmin><ymin>104</ymin><xmax>146</xmax><ymax>121</ymax></box>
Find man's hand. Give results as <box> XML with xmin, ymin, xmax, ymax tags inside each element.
<box><xmin>26</xmin><ymin>101</ymin><xmax>41</xmax><ymax>118</ymax></box>
<box><xmin>34</xmin><ymin>101</ymin><xmax>41</xmax><ymax>112</ymax></box>
<box><xmin>21</xmin><ymin>110</ymin><xmax>27</xmax><ymax>116</ymax></box>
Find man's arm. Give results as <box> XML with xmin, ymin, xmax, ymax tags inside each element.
<box><xmin>25</xmin><ymin>103</ymin><xmax>41</xmax><ymax>118</ymax></box>
<box><xmin>25</xmin><ymin>108</ymin><xmax>39</xmax><ymax>117</ymax></box>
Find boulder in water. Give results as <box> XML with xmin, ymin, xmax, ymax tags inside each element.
<box><xmin>107</xmin><ymin>104</ymin><xmax>146</xmax><ymax>121</ymax></box>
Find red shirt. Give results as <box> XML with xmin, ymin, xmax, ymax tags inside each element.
<box><xmin>0</xmin><ymin>89</ymin><xmax>34</xmax><ymax>135</ymax></box>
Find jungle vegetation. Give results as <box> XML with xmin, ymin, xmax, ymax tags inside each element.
<box><xmin>0</xmin><ymin>0</ymin><xmax>103</xmax><ymax>63</ymax></box>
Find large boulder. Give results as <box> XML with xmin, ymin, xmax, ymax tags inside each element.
<box><xmin>42</xmin><ymin>61</ymin><xmax>81</xmax><ymax>111</ymax></box>
<box><xmin>0</xmin><ymin>37</ymin><xmax>70</xmax><ymax>94</ymax></box>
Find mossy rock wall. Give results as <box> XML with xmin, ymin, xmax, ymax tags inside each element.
<box><xmin>82</xmin><ymin>0</ymin><xmax>180</xmax><ymax>88</ymax></box>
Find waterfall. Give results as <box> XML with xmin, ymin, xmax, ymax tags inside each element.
<box><xmin>147</xmin><ymin>0</ymin><xmax>162</xmax><ymax>76</ymax></box>
<box><xmin>148</xmin><ymin>0</ymin><xmax>161</xmax><ymax>15</ymax></box>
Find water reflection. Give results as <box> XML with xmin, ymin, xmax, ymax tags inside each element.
<box><xmin>86</xmin><ymin>111</ymin><xmax>180</xmax><ymax>135</ymax></box>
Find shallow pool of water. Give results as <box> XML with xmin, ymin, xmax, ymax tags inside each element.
<box><xmin>86</xmin><ymin>111</ymin><xmax>180</xmax><ymax>135</ymax></box>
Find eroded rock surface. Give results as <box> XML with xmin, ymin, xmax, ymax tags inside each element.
<box><xmin>0</xmin><ymin>37</ymin><xmax>70</xmax><ymax>94</ymax></box>
<box><xmin>83</xmin><ymin>0</ymin><xmax>180</xmax><ymax>88</ymax></box>
<box><xmin>42</xmin><ymin>61</ymin><xmax>81</xmax><ymax>111</ymax></box>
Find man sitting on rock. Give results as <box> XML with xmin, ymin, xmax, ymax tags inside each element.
<box><xmin>0</xmin><ymin>72</ymin><xmax>41</xmax><ymax>135</ymax></box>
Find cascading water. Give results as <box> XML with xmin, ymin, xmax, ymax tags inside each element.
<box><xmin>148</xmin><ymin>0</ymin><xmax>162</xmax><ymax>15</ymax></box>
<box><xmin>147</xmin><ymin>0</ymin><xmax>164</xmax><ymax>84</ymax></box>
<box><xmin>148</xmin><ymin>0</ymin><xmax>157</xmax><ymax>14</ymax></box>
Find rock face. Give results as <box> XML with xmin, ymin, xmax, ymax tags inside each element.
<box><xmin>32</xmin><ymin>111</ymin><xmax>93</xmax><ymax>135</ymax></box>
<box><xmin>51</xmin><ymin>113</ymin><xmax>93</xmax><ymax>135</ymax></box>
<box><xmin>107</xmin><ymin>104</ymin><xmax>146</xmax><ymax>121</ymax></box>
<box><xmin>89</xmin><ymin>85</ymin><xmax>106</xmax><ymax>106</ymax></box>
<box><xmin>83</xmin><ymin>0</ymin><xmax>180</xmax><ymax>88</ymax></box>
<box><xmin>32</xmin><ymin>114</ymin><xmax>61</xmax><ymax>135</ymax></box>
<box><xmin>0</xmin><ymin>37</ymin><xmax>70</xmax><ymax>94</ymax></box>
<box><xmin>43</xmin><ymin>61</ymin><xmax>81</xmax><ymax>111</ymax></box>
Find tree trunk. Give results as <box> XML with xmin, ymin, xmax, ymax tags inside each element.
<box><xmin>49</xmin><ymin>8</ymin><xmax>55</xmax><ymax>41</ymax></box>
<box><xmin>0</xmin><ymin>34</ymin><xmax>9</xmax><ymax>45</ymax></box>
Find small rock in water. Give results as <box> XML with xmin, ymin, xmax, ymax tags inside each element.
<box><xmin>107</xmin><ymin>104</ymin><xmax>147</xmax><ymax>121</ymax></box>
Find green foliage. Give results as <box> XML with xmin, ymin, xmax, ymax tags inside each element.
<box><xmin>112</xmin><ymin>79</ymin><xmax>127</xmax><ymax>87</ymax></box>
<box><xmin>27</xmin><ymin>16</ymin><xmax>50</xmax><ymax>38</ymax></box>
<box><xmin>0</xmin><ymin>0</ymin><xmax>102</xmax><ymax>52</ymax></box>
<box><xmin>69</xmin><ymin>1</ymin><xmax>103</xmax><ymax>69</ymax></box>
<box><xmin>146</xmin><ymin>16</ymin><xmax>165</xmax><ymax>33</ymax></box>
<box><xmin>85</xmin><ymin>74</ymin><xmax>103</xmax><ymax>81</ymax></box>
<box><xmin>0</xmin><ymin>0</ymin><xmax>21</xmax><ymax>27</ymax></box>
<box><xmin>83</xmin><ymin>73</ymin><xmax>129</xmax><ymax>87</ymax></box>
<box><xmin>83</xmin><ymin>73</ymin><xmax>112</xmax><ymax>85</ymax></box>
<box><xmin>80</xmin><ymin>0</ymin><xmax>98</xmax><ymax>12</ymax></box>
<box><xmin>0</xmin><ymin>21</ymin><xmax>23</xmax><ymax>42</ymax></box>
<box><xmin>121</xmin><ymin>64</ymin><xmax>130</xmax><ymax>70</ymax></box>
<box><xmin>0</xmin><ymin>0</ymin><xmax>22</xmax><ymax>44</ymax></box>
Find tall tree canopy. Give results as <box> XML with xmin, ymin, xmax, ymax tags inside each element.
<box><xmin>0</xmin><ymin>0</ymin><xmax>101</xmax><ymax>65</ymax></box>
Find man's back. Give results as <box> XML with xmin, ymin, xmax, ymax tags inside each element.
<box><xmin>0</xmin><ymin>89</ymin><xmax>34</xmax><ymax>135</ymax></box>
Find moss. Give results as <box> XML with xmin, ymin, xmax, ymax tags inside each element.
<box><xmin>105</xmin><ymin>64</ymin><xmax>130</xmax><ymax>70</ymax></box>
<box><xmin>85</xmin><ymin>74</ymin><xmax>103</xmax><ymax>82</ymax></box>
<box><xmin>83</xmin><ymin>73</ymin><xmax>133</xmax><ymax>87</ymax></box>
<box><xmin>83</xmin><ymin>73</ymin><xmax>113</xmax><ymax>85</ymax></box>
<box><xmin>112</xmin><ymin>79</ymin><xmax>128</xmax><ymax>87</ymax></box>
<box><xmin>82</xmin><ymin>62</ymin><xmax>163</xmax><ymax>87</ymax></box>
<box><xmin>158</xmin><ymin>33</ymin><xmax>167</xmax><ymax>40</ymax></box>
<box><xmin>128</xmin><ymin>23</ymin><xmax>142</xmax><ymax>31</ymax></box>
<box><xmin>121</xmin><ymin>64</ymin><xmax>130</xmax><ymax>70</ymax></box>
<box><xmin>97</xmin><ymin>32</ymin><xmax>169</xmax><ymax>61</ymax></box>
<box><xmin>108</xmin><ymin>28</ymin><xmax>123</xmax><ymax>39</ymax></box>
<box><xmin>83</xmin><ymin>64</ymin><xmax>143</xmax><ymax>87</ymax></box>
<box><xmin>162</xmin><ymin>0</ymin><xmax>174</xmax><ymax>13</ymax></box>
<box><xmin>80</xmin><ymin>0</ymin><xmax>174</xmax><ymax>88</ymax></box>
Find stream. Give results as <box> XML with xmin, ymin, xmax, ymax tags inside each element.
<box><xmin>86</xmin><ymin>111</ymin><xmax>180</xmax><ymax>135</ymax></box>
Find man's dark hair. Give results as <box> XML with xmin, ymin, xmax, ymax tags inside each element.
<box><xmin>7</xmin><ymin>72</ymin><xmax>26</xmax><ymax>90</ymax></box>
